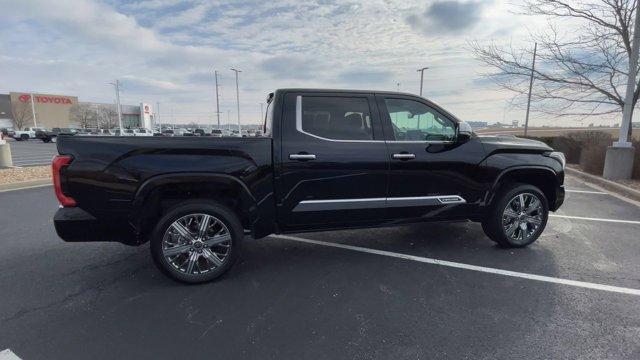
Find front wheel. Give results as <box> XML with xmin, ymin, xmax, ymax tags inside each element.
<box><xmin>150</xmin><ymin>201</ymin><xmax>243</xmax><ymax>284</ymax></box>
<box><xmin>482</xmin><ymin>183</ymin><xmax>549</xmax><ymax>247</ymax></box>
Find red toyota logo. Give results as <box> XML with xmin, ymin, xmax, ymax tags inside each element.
<box><xmin>18</xmin><ymin>94</ymin><xmax>31</xmax><ymax>102</ymax></box>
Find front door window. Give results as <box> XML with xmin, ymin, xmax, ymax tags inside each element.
<box><xmin>384</xmin><ymin>98</ymin><xmax>456</xmax><ymax>142</ymax></box>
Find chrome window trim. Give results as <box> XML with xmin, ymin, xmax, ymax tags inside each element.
<box><xmin>292</xmin><ymin>195</ymin><xmax>466</xmax><ymax>212</ymax></box>
<box><xmin>295</xmin><ymin>95</ymin><xmax>456</xmax><ymax>145</ymax></box>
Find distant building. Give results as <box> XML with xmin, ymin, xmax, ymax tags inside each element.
<box><xmin>0</xmin><ymin>94</ymin><xmax>12</xmax><ymax>129</ymax></box>
<box><xmin>512</xmin><ymin>120</ymin><xmax>519</xmax><ymax>128</ymax></box>
<box><xmin>0</xmin><ymin>91</ymin><xmax>153</xmax><ymax>130</ymax></box>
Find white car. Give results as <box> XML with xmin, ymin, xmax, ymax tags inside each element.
<box><xmin>13</xmin><ymin>127</ymin><xmax>46</xmax><ymax>141</ymax></box>
<box><xmin>133</xmin><ymin>128</ymin><xmax>153</xmax><ymax>136</ymax></box>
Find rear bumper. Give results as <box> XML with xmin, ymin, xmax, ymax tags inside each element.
<box><xmin>54</xmin><ymin>207</ymin><xmax>140</xmax><ymax>245</ymax></box>
<box><xmin>551</xmin><ymin>185</ymin><xmax>565</xmax><ymax>211</ymax></box>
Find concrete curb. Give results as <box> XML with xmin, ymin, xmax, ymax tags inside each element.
<box><xmin>565</xmin><ymin>167</ymin><xmax>640</xmax><ymax>202</ymax></box>
<box><xmin>0</xmin><ymin>178</ymin><xmax>51</xmax><ymax>192</ymax></box>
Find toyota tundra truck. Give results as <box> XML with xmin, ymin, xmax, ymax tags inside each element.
<box><xmin>53</xmin><ymin>89</ymin><xmax>565</xmax><ymax>283</ymax></box>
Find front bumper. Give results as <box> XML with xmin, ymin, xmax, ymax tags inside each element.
<box><xmin>54</xmin><ymin>207</ymin><xmax>140</xmax><ymax>245</ymax></box>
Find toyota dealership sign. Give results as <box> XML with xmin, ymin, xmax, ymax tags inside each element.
<box><xmin>17</xmin><ymin>93</ymin><xmax>73</xmax><ymax>105</ymax></box>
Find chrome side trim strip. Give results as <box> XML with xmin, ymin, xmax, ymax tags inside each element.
<box><xmin>292</xmin><ymin>195</ymin><xmax>466</xmax><ymax>212</ymax></box>
<box><xmin>293</xmin><ymin>197</ymin><xmax>386</xmax><ymax>212</ymax></box>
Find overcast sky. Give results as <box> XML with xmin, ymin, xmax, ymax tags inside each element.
<box><xmin>0</xmin><ymin>0</ymin><xmax>602</xmax><ymax>126</ymax></box>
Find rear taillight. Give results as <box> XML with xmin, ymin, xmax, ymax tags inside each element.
<box><xmin>52</xmin><ymin>155</ymin><xmax>77</xmax><ymax>207</ymax></box>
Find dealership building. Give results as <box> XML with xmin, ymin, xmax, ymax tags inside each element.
<box><xmin>0</xmin><ymin>92</ymin><xmax>155</xmax><ymax>130</ymax></box>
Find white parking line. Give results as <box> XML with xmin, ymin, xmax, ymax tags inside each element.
<box><xmin>565</xmin><ymin>189</ymin><xmax>606</xmax><ymax>194</ymax></box>
<box><xmin>0</xmin><ymin>349</ymin><xmax>22</xmax><ymax>360</ymax></box>
<box><xmin>550</xmin><ymin>214</ymin><xmax>640</xmax><ymax>225</ymax></box>
<box><xmin>272</xmin><ymin>235</ymin><xmax>640</xmax><ymax>296</ymax></box>
<box><xmin>0</xmin><ymin>184</ymin><xmax>52</xmax><ymax>193</ymax></box>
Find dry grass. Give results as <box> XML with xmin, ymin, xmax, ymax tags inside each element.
<box><xmin>0</xmin><ymin>165</ymin><xmax>51</xmax><ymax>185</ymax></box>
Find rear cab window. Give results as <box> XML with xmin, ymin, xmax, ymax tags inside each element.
<box><xmin>297</xmin><ymin>96</ymin><xmax>375</xmax><ymax>141</ymax></box>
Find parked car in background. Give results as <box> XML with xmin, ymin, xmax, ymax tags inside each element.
<box><xmin>53</xmin><ymin>88</ymin><xmax>565</xmax><ymax>284</ymax></box>
<box><xmin>1</xmin><ymin>128</ymin><xmax>15</xmax><ymax>139</ymax></box>
<box><xmin>36</xmin><ymin>128</ymin><xmax>75</xmax><ymax>143</ymax></box>
<box><xmin>211</xmin><ymin>129</ymin><xmax>223</xmax><ymax>137</ymax></box>
<box><xmin>177</xmin><ymin>128</ymin><xmax>194</xmax><ymax>136</ymax></box>
<box><xmin>162</xmin><ymin>129</ymin><xmax>175</xmax><ymax>137</ymax></box>
<box><xmin>13</xmin><ymin>127</ymin><xmax>46</xmax><ymax>141</ymax></box>
<box><xmin>114</xmin><ymin>129</ymin><xmax>135</xmax><ymax>136</ymax></box>
<box><xmin>133</xmin><ymin>128</ymin><xmax>154</xmax><ymax>136</ymax></box>
<box><xmin>193</xmin><ymin>128</ymin><xmax>206</xmax><ymax>136</ymax></box>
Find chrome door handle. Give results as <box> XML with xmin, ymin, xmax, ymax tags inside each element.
<box><xmin>392</xmin><ymin>153</ymin><xmax>416</xmax><ymax>160</ymax></box>
<box><xmin>289</xmin><ymin>153</ymin><xmax>316</xmax><ymax>161</ymax></box>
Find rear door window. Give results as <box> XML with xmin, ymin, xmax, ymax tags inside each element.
<box><xmin>299</xmin><ymin>96</ymin><xmax>373</xmax><ymax>141</ymax></box>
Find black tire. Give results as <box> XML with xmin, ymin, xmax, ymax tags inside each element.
<box><xmin>42</xmin><ymin>137</ymin><xmax>51</xmax><ymax>143</ymax></box>
<box><xmin>482</xmin><ymin>183</ymin><xmax>549</xmax><ymax>248</ymax></box>
<box><xmin>150</xmin><ymin>200</ymin><xmax>243</xmax><ymax>284</ymax></box>
<box><xmin>20</xmin><ymin>134</ymin><xmax>29</xmax><ymax>141</ymax></box>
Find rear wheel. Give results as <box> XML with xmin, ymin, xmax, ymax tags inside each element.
<box><xmin>20</xmin><ymin>134</ymin><xmax>29</xmax><ymax>141</ymax></box>
<box><xmin>482</xmin><ymin>183</ymin><xmax>548</xmax><ymax>247</ymax></box>
<box><xmin>150</xmin><ymin>201</ymin><xmax>243</xmax><ymax>284</ymax></box>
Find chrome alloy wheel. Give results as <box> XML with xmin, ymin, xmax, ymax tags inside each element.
<box><xmin>501</xmin><ymin>193</ymin><xmax>544</xmax><ymax>243</ymax></box>
<box><xmin>162</xmin><ymin>213</ymin><xmax>232</xmax><ymax>275</ymax></box>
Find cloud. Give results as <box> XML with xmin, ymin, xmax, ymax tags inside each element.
<box><xmin>0</xmin><ymin>0</ymin><xmax>592</xmax><ymax>126</ymax></box>
<box><xmin>261</xmin><ymin>56</ymin><xmax>324</xmax><ymax>80</ymax></box>
<box><xmin>338</xmin><ymin>69</ymin><xmax>393</xmax><ymax>85</ymax></box>
<box><xmin>406</xmin><ymin>1</ymin><xmax>489</xmax><ymax>36</ymax></box>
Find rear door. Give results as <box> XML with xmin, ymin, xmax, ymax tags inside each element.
<box><xmin>276</xmin><ymin>91</ymin><xmax>389</xmax><ymax>231</ymax></box>
<box><xmin>377</xmin><ymin>94</ymin><xmax>487</xmax><ymax>221</ymax></box>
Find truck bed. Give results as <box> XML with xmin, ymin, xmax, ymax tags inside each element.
<box><xmin>55</xmin><ymin>135</ymin><xmax>274</xmax><ymax>243</ymax></box>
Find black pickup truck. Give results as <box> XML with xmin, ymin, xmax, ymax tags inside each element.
<box><xmin>53</xmin><ymin>89</ymin><xmax>565</xmax><ymax>283</ymax></box>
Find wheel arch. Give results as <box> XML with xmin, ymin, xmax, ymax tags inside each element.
<box><xmin>486</xmin><ymin>166</ymin><xmax>559</xmax><ymax>210</ymax></box>
<box><xmin>131</xmin><ymin>173</ymin><xmax>258</xmax><ymax>242</ymax></box>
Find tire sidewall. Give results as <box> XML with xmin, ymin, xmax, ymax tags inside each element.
<box><xmin>150</xmin><ymin>201</ymin><xmax>243</xmax><ymax>284</ymax></box>
<box><xmin>487</xmin><ymin>183</ymin><xmax>549</xmax><ymax>247</ymax></box>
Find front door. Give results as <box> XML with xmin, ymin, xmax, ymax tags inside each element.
<box><xmin>377</xmin><ymin>95</ymin><xmax>487</xmax><ymax>221</ymax></box>
<box><xmin>276</xmin><ymin>92</ymin><xmax>389</xmax><ymax>231</ymax></box>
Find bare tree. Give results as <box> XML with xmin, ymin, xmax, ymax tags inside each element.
<box><xmin>97</xmin><ymin>106</ymin><xmax>118</xmax><ymax>129</ymax></box>
<box><xmin>472</xmin><ymin>0</ymin><xmax>638</xmax><ymax>134</ymax></box>
<box><xmin>70</xmin><ymin>103</ymin><xmax>96</xmax><ymax>129</ymax></box>
<box><xmin>11</xmin><ymin>102</ymin><xmax>32</xmax><ymax>130</ymax></box>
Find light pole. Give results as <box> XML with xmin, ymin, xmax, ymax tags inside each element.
<box><xmin>396</xmin><ymin>82</ymin><xmax>400</xmax><ymax>92</ymax></box>
<box><xmin>29</xmin><ymin>92</ymin><xmax>38</xmax><ymax>128</ymax></box>
<box><xmin>214</xmin><ymin>70</ymin><xmax>221</xmax><ymax>129</ymax></box>
<box><xmin>156</xmin><ymin>102</ymin><xmax>161</xmax><ymax>131</ymax></box>
<box><xmin>524</xmin><ymin>43</ymin><xmax>537</xmax><ymax>137</ymax></box>
<box><xmin>417</xmin><ymin>67</ymin><xmax>429</xmax><ymax>96</ymax></box>
<box><xmin>109</xmin><ymin>80</ymin><xmax>124</xmax><ymax>134</ymax></box>
<box><xmin>603</xmin><ymin>6</ymin><xmax>640</xmax><ymax>179</ymax></box>
<box><xmin>230</xmin><ymin>68</ymin><xmax>242</xmax><ymax>136</ymax></box>
<box><xmin>260</xmin><ymin>102</ymin><xmax>264</xmax><ymax>122</ymax></box>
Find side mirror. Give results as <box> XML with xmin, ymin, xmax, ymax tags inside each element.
<box><xmin>457</xmin><ymin>121</ymin><xmax>473</xmax><ymax>142</ymax></box>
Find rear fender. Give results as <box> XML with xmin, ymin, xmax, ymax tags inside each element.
<box><xmin>130</xmin><ymin>173</ymin><xmax>258</xmax><ymax>240</ymax></box>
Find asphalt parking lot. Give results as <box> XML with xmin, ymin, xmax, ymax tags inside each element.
<box><xmin>7</xmin><ymin>140</ymin><xmax>57</xmax><ymax>167</ymax></box>
<box><xmin>0</xmin><ymin>177</ymin><xmax>639</xmax><ymax>359</ymax></box>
